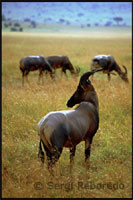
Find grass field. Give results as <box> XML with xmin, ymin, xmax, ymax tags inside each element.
<box><xmin>2</xmin><ymin>27</ymin><xmax>132</xmax><ymax>198</ymax></box>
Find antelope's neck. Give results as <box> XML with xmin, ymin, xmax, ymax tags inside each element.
<box><xmin>88</xmin><ymin>91</ymin><xmax>99</xmax><ymax>112</ymax></box>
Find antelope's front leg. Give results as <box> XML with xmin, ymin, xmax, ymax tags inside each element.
<box><xmin>69</xmin><ymin>146</ymin><xmax>76</xmax><ymax>173</ymax></box>
<box><xmin>85</xmin><ymin>138</ymin><xmax>92</xmax><ymax>170</ymax></box>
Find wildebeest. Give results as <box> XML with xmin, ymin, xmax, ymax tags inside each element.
<box><xmin>90</xmin><ymin>55</ymin><xmax>129</xmax><ymax>82</ymax></box>
<box><xmin>38</xmin><ymin>68</ymin><xmax>103</xmax><ymax>175</ymax></box>
<box><xmin>46</xmin><ymin>55</ymin><xmax>80</xmax><ymax>76</ymax></box>
<box><xmin>19</xmin><ymin>56</ymin><xmax>54</xmax><ymax>85</ymax></box>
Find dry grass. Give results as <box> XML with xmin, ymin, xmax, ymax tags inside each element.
<box><xmin>2</xmin><ymin>30</ymin><xmax>132</xmax><ymax>198</ymax></box>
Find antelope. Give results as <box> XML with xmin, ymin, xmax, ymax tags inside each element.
<box><xmin>37</xmin><ymin>68</ymin><xmax>103</xmax><ymax>174</ymax></box>
<box><xmin>90</xmin><ymin>55</ymin><xmax>129</xmax><ymax>82</ymax></box>
<box><xmin>46</xmin><ymin>55</ymin><xmax>80</xmax><ymax>76</ymax></box>
<box><xmin>19</xmin><ymin>56</ymin><xmax>54</xmax><ymax>86</ymax></box>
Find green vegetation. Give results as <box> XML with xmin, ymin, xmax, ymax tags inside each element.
<box><xmin>2</xmin><ymin>28</ymin><xmax>132</xmax><ymax>198</ymax></box>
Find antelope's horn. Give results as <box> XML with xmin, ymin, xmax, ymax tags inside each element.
<box><xmin>80</xmin><ymin>68</ymin><xmax>103</xmax><ymax>85</ymax></box>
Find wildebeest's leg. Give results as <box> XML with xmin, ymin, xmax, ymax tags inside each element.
<box><xmin>39</xmin><ymin>69</ymin><xmax>44</xmax><ymax>84</ymax></box>
<box><xmin>62</xmin><ymin>68</ymin><xmax>67</xmax><ymax>77</ymax></box>
<box><xmin>25</xmin><ymin>71</ymin><xmax>30</xmax><ymax>84</ymax></box>
<box><xmin>107</xmin><ymin>73</ymin><xmax>111</xmax><ymax>81</ymax></box>
<box><xmin>70</xmin><ymin>146</ymin><xmax>76</xmax><ymax>173</ymax></box>
<box><xmin>85</xmin><ymin>137</ymin><xmax>93</xmax><ymax>170</ymax></box>
<box><xmin>38</xmin><ymin>139</ymin><xmax>45</xmax><ymax>164</ymax></box>
<box><xmin>22</xmin><ymin>71</ymin><xmax>25</xmax><ymax>86</ymax></box>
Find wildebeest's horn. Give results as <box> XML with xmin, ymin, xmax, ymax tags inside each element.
<box><xmin>80</xmin><ymin>68</ymin><xmax>103</xmax><ymax>85</ymax></box>
<box><xmin>75</xmin><ymin>66</ymin><xmax>80</xmax><ymax>74</ymax></box>
<box><xmin>122</xmin><ymin>65</ymin><xmax>127</xmax><ymax>74</ymax></box>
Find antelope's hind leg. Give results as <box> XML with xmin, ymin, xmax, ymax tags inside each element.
<box><xmin>38</xmin><ymin>140</ymin><xmax>45</xmax><ymax>164</ymax></box>
<box><xmin>47</xmin><ymin>146</ymin><xmax>62</xmax><ymax>176</ymax></box>
<box><xmin>70</xmin><ymin>146</ymin><xmax>76</xmax><ymax>173</ymax></box>
<box><xmin>85</xmin><ymin>138</ymin><xmax>93</xmax><ymax>170</ymax></box>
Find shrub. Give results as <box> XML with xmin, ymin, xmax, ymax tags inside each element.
<box><xmin>10</xmin><ymin>27</ymin><xmax>17</xmax><ymax>32</ymax></box>
<box><xmin>31</xmin><ymin>21</ymin><xmax>36</xmax><ymax>28</ymax></box>
<box><xmin>19</xmin><ymin>27</ymin><xmax>23</xmax><ymax>32</ymax></box>
<box><xmin>14</xmin><ymin>23</ymin><xmax>20</xmax><ymax>27</ymax></box>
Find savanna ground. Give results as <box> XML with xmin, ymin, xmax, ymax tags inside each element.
<box><xmin>2</xmin><ymin>27</ymin><xmax>132</xmax><ymax>198</ymax></box>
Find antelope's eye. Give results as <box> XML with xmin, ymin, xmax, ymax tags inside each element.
<box><xmin>86</xmin><ymin>80</ymin><xmax>91</xmax><ymax>85</ymax></box>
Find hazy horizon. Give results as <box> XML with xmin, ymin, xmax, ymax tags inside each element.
<box><xmin>2</xmin><ymin>2</ymin><xmax>132</xmax><ymax>27</ymax></box>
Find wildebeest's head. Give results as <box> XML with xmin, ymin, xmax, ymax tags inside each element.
<box><xmin>66</xmin><ymin>64</ymin><xmax>80</xmax><ymax>76</ymax></box>
<box><xmin>43</xmin><ymin>58</ymin><xmax>55</xmax><ymax>78</ymax></box>
<box><xmin>72</xmin><ymin>66</ymin><xmax>80</xmax><ymax>76</ymax></box>
<box><xmin>90</xmin><ymin>58</ymin><xmax>107</xmax><ymax>70</ymax></box>
<box><xmin>119</xmin><ymin>65</ymin><xmax>129</xmax><ymax>83</ymax></box>
<box><xmin>67</xmin><ymin>69</ymin><xmax>103</xmax><ymax>108</ymax></box>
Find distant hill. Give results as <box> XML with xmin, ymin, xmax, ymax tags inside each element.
<box><xmin>2</xmin><ymin>2</ymin><xmax>132</xmax><ymax>27</ymax></box>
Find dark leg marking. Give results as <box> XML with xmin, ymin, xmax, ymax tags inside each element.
<box><xmin>85</xmin><ymin>138</ymin><xmax>93</xmax><ymax>170</ymax></box>
<box><xmin>51</xmin><ymin>146</ymin><xmax>62</xmax><ymax>165</ymax></box>
<box><xmin>47</xmin><ymin>146</ymin><xmax>62</xmax><ymax>176</ymax></box>
<box><xmin>85</xmin><ymin>146</ymin><xmax>91</xmax><ymax>162</ymax></box>
<box><xmin>70</xmin><ymin>146</ymin><xmax>76</xmax><ymax>163</ymax></box>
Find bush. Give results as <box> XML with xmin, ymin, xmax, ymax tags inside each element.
<box><xmin>2</xmin><ymin>15</ymin><xmax>6</xmax><ymax>21</ymax></box>
<box><xmin>19</xmin><ymin>27</ymin><xmax>23</xmax><ymax>32</ymax></box>
<box><xmin>87</xmin><ymin>23</ymin><xmax>91</xmax><ymax>27</ymax></box>
<box><xmin>94</xmin><ymin>23</ymin><xmax>99</xmax><ymax>26</ymax></box>
<box><xmin>31</xmin><ymin>21</ymin><xmax>36</xmax><ymax>28</ymax></box>
<box><xmin>14</xmin><ymin>23</ymin><xmax>20</xmax><ymax>27</ymax></box>
<box><xmin>24</xmin><ymin>18</ymin><xmax>31</xmax><ymax>22</ymax></box>
<box><xmin>78</xmin><ymin>13</ymin><xmax>84</xmax><ymax>17</ymax></box>
<box><xmin>8</xmin><ymin>22</ymin><xmax>12</xmax><ymax>26</ymax></box>
<box><xmin>10</xmin><ymin>27</ymin><xmax>17</xmax><ymax>32</ymax></box>
<box><xmin>10</xmin><ymin>26</ymin><xmax>23</xmax><ymax>32</ymax></box>
<box><xmin>4</xmin><ymin>23</ymin><xmax>9</xmax><ymax>28</ymax></box>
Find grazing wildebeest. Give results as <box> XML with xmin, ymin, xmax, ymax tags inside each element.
<box><xmin>19</xmin><ymin>56</ymin><xmax>54</xmax><ymax>85</ymax></box>
<box><xmin>38</xmin><ymin>68</ymin><xmax>103</xmax><ymax>175</ymax></box>
<box><xmin>90</xmin><ymin>55</ymin><xmax>129</xmax><ymax>82</ymax></box>
<box><xmin>46</xmin><ymin>55</ymin><xmax>80</xmax><ymax>76</ymax></box>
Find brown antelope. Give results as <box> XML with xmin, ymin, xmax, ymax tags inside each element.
<box><xmin>19</xmin><ymin>56</ymin><xmax>54</xmax><ymax>85</ymax></box>
<box><xmin>46</xmin><ymin>55</ymin><xmax>80</xmax><ymax>76</ymax></box>
<box><xmin>90</xmin><ymin>55</ymin><xmax>129</xmax><ymax>82</ymax></box>
<box><xmin>38</xmin><ymin>69</ymin><xmax>103</xmax><ymax>174</ymax></box>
